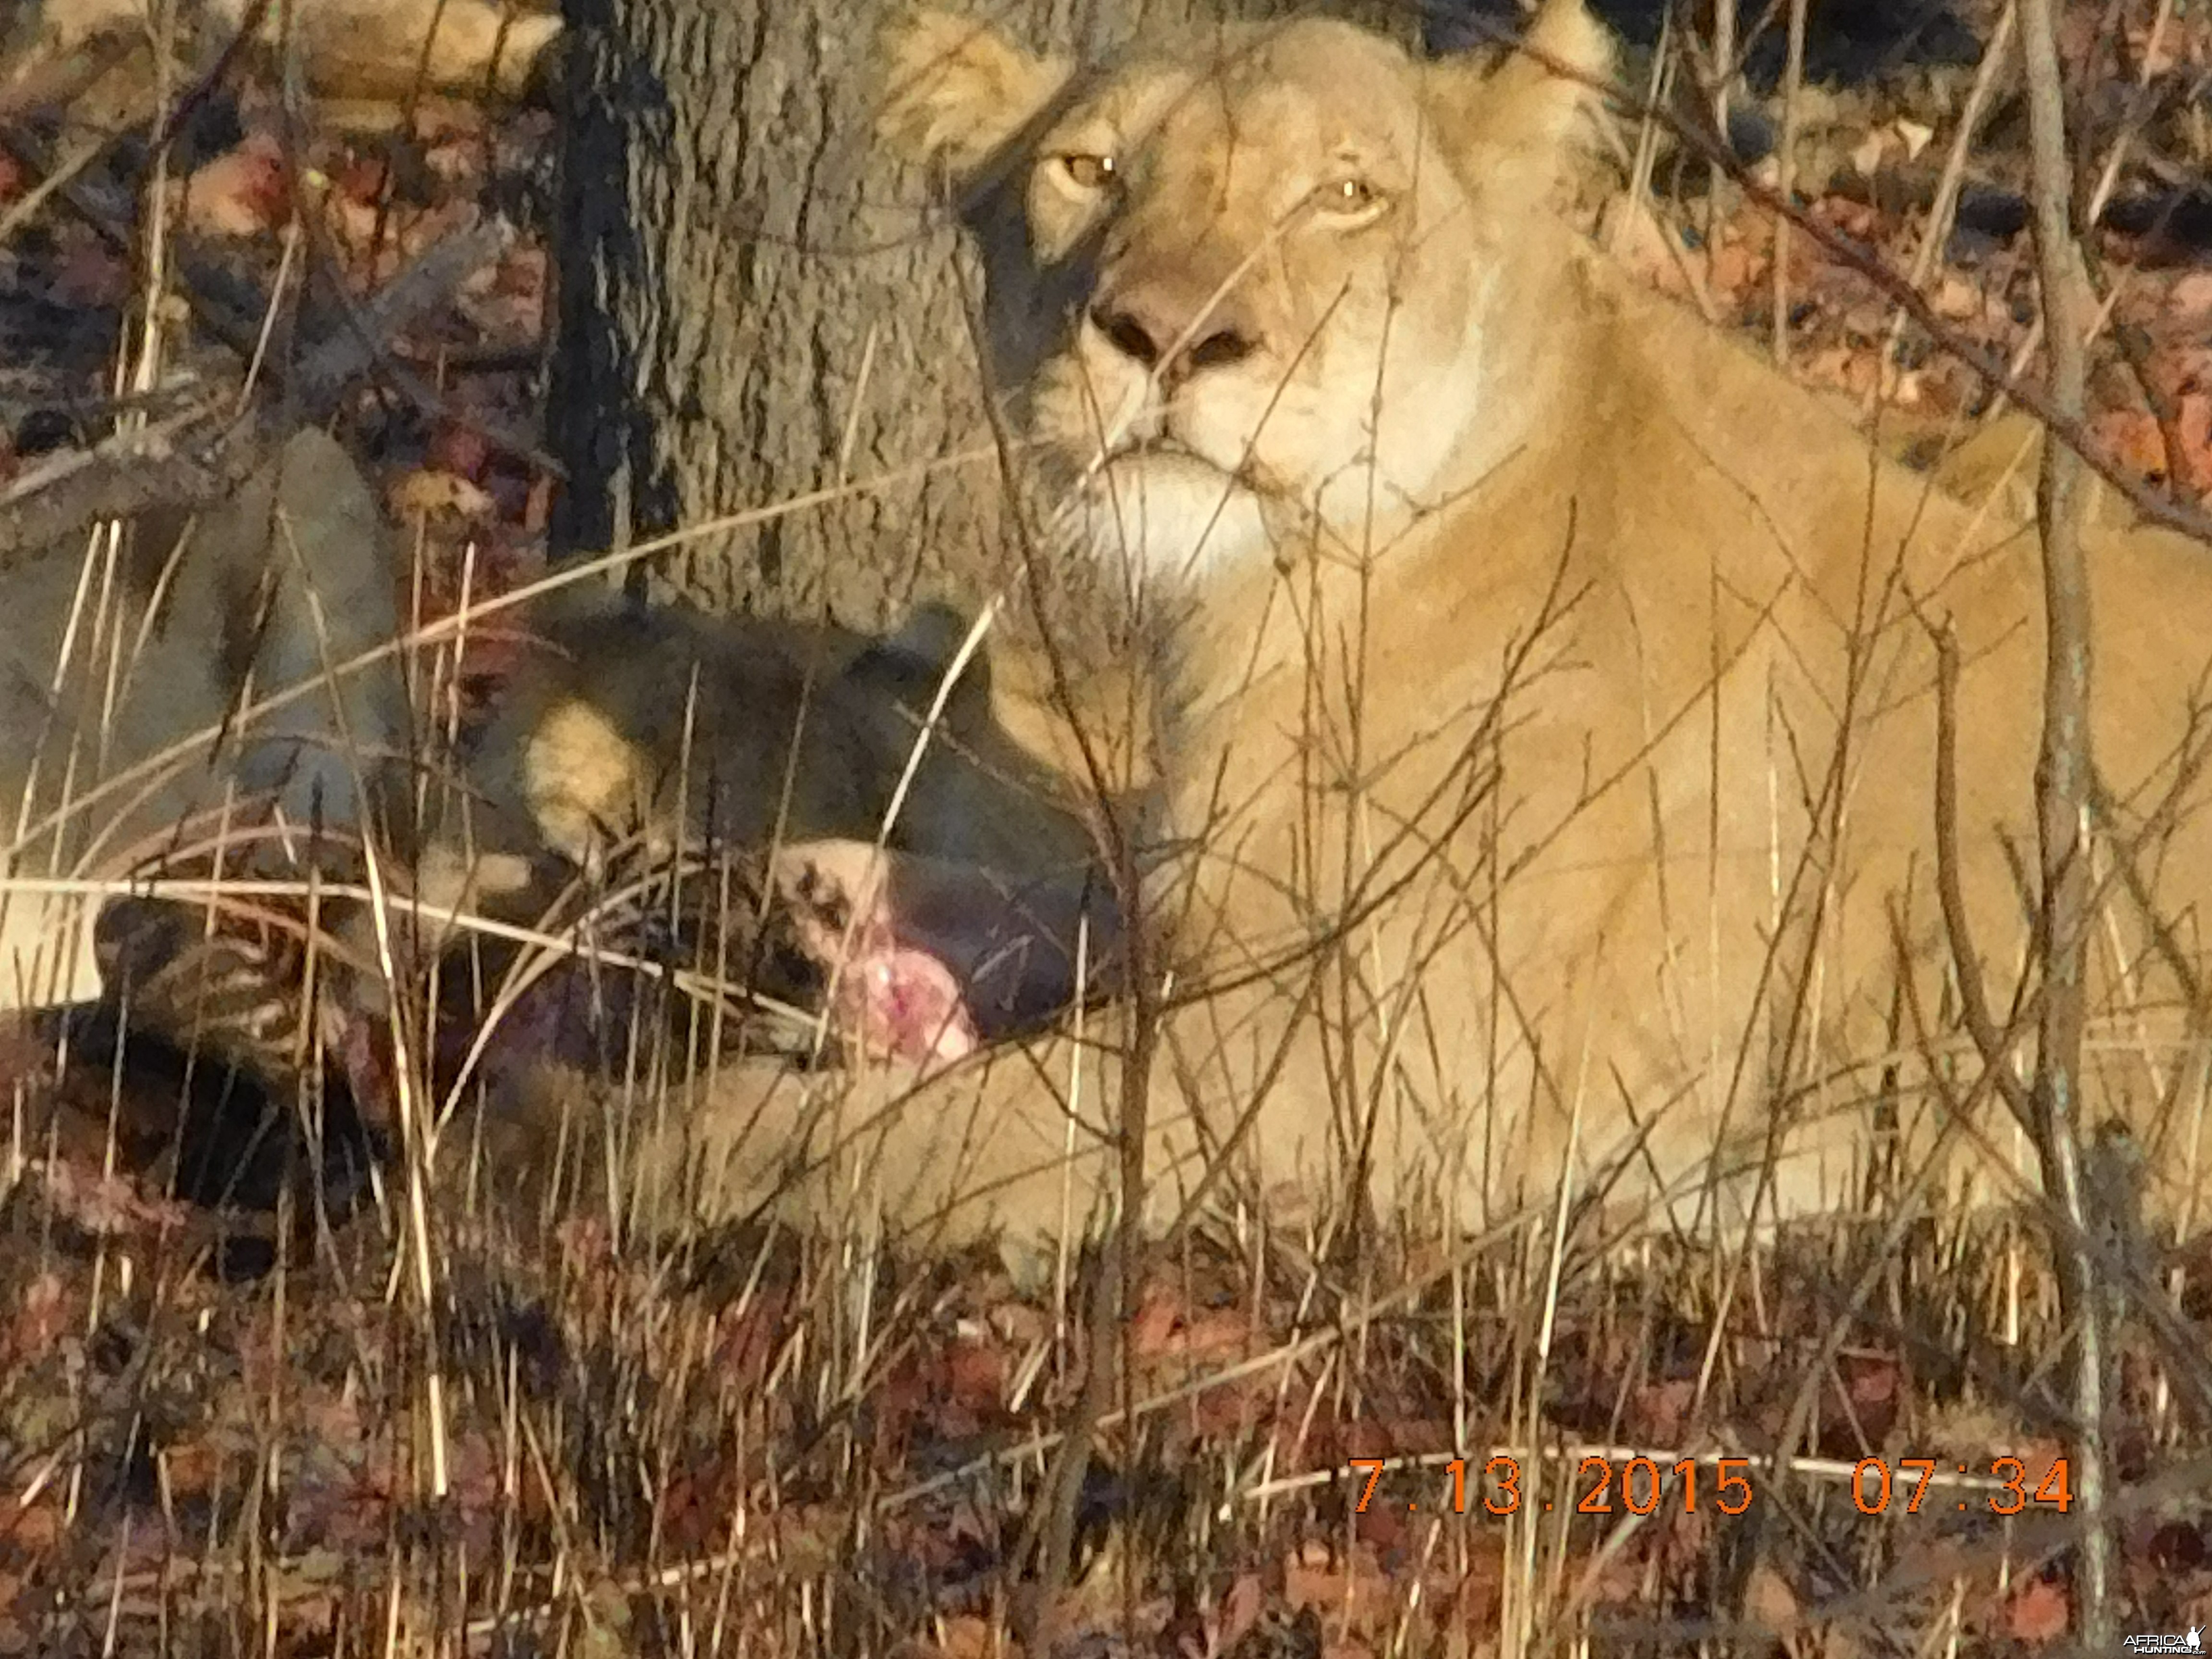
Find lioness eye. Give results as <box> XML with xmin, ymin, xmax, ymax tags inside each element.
<box><xmin>1058</xmin><ymin>153</ymin><xmax>1117</xmax><ymax>190</ymax></box>
<box><xmin>1318</xmin><ymin>176</ymin><xmax>1380</xmax><ymax>215</ymax></box>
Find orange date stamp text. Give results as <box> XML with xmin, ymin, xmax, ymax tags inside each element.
<box><xmin>1345</xmin><ymin>1453</ymin><xmax>2074</xmax><ymax>1519</ymax></box>
<box><xmin>1849</xmin><ymin>1456</ymin><xmax>2073</xmax><ymax>1515</ymax></box>
<box><xmin>1346</xmin><ymin>1454</ymin><xmax>1755</xmax><ymax>1517</ymax></box>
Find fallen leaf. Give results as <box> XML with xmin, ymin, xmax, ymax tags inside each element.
<box><xmin>1707</xmin><ymin>239</ymin><xmax>1759</xmax><ymax>298</ymax></box>
<box><xmin>2171</xmin><ymin>272</ymin><xmax>2212</xmax><ymax>320</ymax></box>
<box><xmin>1599</xmin><ymin>197</ymin><xmax>1696</xmax><ymax>303</ymax></box>
<box><xmin>945</xmin><ymin>1338</ymin><xmax>1010</xmax><ymax>1414</ymax></box>
<box><xmin>1127</xmin><ymin>1285</ymin><xmax>1189</xmax><ymax>1358</ymax></box>
<box><xmin>2178</xmin><ymin>392</ymin><xmax>2212</xmax><ymax>493</ymax></box>
<box><xmin>178</xmin><ymin>133</ymin><xmax>289</xmax><ymax>237</ymax></box>
<box><xmin>2</xmin><ymin>1271</ymin><xmax>70</xmax><ymax>1368</ymax></box>
<box><xmin>390</xmin><ymin>469</ymin><xmax>497</xmax><ymax>522</ymax></box>
<box><xmin>1214</xmin><ymin>1574</ymin><xmax>1263</xmax><ymax>1656</ymax></box>
<box><xmin>1934</xmin><ymin>275</ymin><xmax>1983</xmax><ymax>320</ymax></box>
<box><xmin>926</xmin><ymin>1614</ymin><xmax>1005</xmax><ymax>1659</ymax></box>
<box><xmin>331</xmin><ymin>155</ymin><xmax>391</xmax><ymax>204</ymax></box>
<box><xmin>2130</xmin><ymin>20</ymin><xmax>2185</xmax><ymax>76</ymax></box>
<box><xmin>427</xmin><ymin>424</ymin><xmax>492</xmax><ymax>480</ymax></box>
<box><xmin>31</xmin><ymin>1158</ymin><xmax>191</xmax><ymax>1236</ymax></box>
<box><xmin>48</xmin><ymin>229</ymin><xmax>128</xmax><ymax>308</ymax></box>
<box><xmin>1626</xmin><ymin>1378</ymin><xmax>1696</xmax><ymax>1443</ymax></box>
<box><xmin>1446</xmin><ymin>1549</ymin><xmax>1506</xmax><ymax>1633</ymax></box>
<box><xmin>1815</xmin><ymin>196</ymin><xmax>1885</xmax><ymax>239</ymax></box>
<box><xmin>1743</xmin><ymin>1562</ymin><xmax>1800</xmax><ymax>1636</ymax></box>
<box><xmin>712</xmin><ymin>1296</ymin><xmax>791</xmax><ymax>1383</ymax></box>
<box><xmin>2007</xmin><ymin>1577</ymin><xmax>2069</xmax><ymax>1643</ymax></box>
<box><xmin>1840</xmin><ymin>1351</ymin><xmax>1902</xmax><ymax>1437</ymax></box>
<box><xmin>1568</xmin><ymin>1546</ymin><xmax>1646</xmax><ymax>1606</ymax></box>
<box><xmin>0</xmin><ymin>1495</ymin><xmax>61</xmax><ymax>1551</ymax></box>
<box><xmin>2095</xmin><ymin>408</ymin><xmax>2171</xmax><ymax>478</ymax></box>
<box><xmin>156</xmin><ymin>1438</ymin><xmax>227</xmax><ymax>1503</ymax></box>
<box><xmin>1286</xmin><ymin>1542</ymin><xmax>1389</xmax><ymax>1619</ymax></box>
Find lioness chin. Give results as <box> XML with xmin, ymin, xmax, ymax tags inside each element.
<box><xmin>602</xmin><ymin>0</ymin><xmax>2212</xmax><ymax>1257</ymax></box>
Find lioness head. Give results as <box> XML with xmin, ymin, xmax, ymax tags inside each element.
<box><xmin>880</xmin><ymin>0</ymin><xmax>1613</xmax><ymax>584</ymax></box>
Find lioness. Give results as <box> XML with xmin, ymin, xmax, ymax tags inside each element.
<box><xmin>0</xmin><ymin>429</ymin><xmax>412</xmax><ymax>1017</ymax></box>
<box><xmin>607</xmin><ymin>0</ymin><xmax>2212</xmax><ymax>1253</ymax></box>
<box><xmin>11</xmin><ymin>451</ymin><xmax>1116</xmax><ymax>1204</ymax></box>
<box><xmin>10</xmin><ymin>0</ymin><xmax>559</xmax><ymax>112</ymax></box>
<box><xmin>9</xmin><ymin>475</ymin><xmax>1115</xmax><ymax>1226</ymax></box>
<box><xmin>438</xmin><ymin>586</ymin><xmax>1119</xmax><ymax>1052</ymax></box>
<box><xmin>460</xmin><ymin>590</ymin><xmax>1095</xmax><ymax>894</ymax></box>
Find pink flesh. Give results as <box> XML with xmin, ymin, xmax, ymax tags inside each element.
<box><xmin>832</xmin><ymin>944</ymin><xmax>979</xmax><ymax>1070</ymax></box>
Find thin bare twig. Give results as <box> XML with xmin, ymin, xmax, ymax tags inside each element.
<box><xmin>949</xmin><ymin>236</ymin><xmax>1153</xmax><ymax>1658</ymax></box>
<box><xmin>1487</xmin><ymin>17</ymin><xmax>2212</xmax><ymax>548</ymax></box>
<box><xmin>1767</xmin><ymin>0</ymin><xmax>1807</xmax><ymax>367</ymax></box>
<box><xmin>1931</xmin><ymin>624</ymin><xmax>2036</xmax><ymax>1127</ymax></box>
<box><xmin>1875</xmin><ymin>0</ymin><xmax>2018</xmax><ymax>402</ymax></box>
<box><xmin>2016</xmin><ymin>0</ymin><xmax>2114</xmax><ymax>1632</ymax></box>
<box><xmin>0</xmin><ymin>216</ymin><xmax>517</xmax><ymax>567</ymax></box>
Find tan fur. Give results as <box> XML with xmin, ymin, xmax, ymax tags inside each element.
<box><xmin>0</xmin><ymin>429</ymin><xmax>411</xmax><ymax>1010</ymax></box>
<box><xmin>444</xmin><ymin>591</ymin><xmax>1102</xmax><ymax>914</ymax></box>
<box><xmin>876</xmin><ymin>11</ymin><xmax>1072</xmax><ymax>186</ymax></box>
<box><xmin>292</xmin><ymin>0</ymin><xmax>556</xmax><ymax>103</ymax></box>
<box><xmin>428</xmin><ymin>590</ymin><xmax>1133</xmax><ymax>1228</ymax></box>
<box><xmin>573</xmin><ymin>0</ymin><xmax>2212</xmax><ymax>1256</ymax></box>
<box><xmin>12</xmin><ymin>0</ymin><xmax>557</xmax><ymax>116</ymax></box>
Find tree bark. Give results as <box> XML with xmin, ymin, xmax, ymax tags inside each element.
<box><xmin>547</xmin><ymin>0</ymin><xmax>1397</xmax><ymax>626</ymax></box>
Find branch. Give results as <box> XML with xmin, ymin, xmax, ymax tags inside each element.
<box><xmin>1487</xmin><ymin>15</ymin><xmax>2212</xmax><ymax>548</ymax></box>
<box><xmin>0</xmin><ymin>216</ymin><xmax>516</xmax><ymax>568</ymax></box>
<box><xmin>2016</xmin><ymin>0</ymin><xmax>2114</xmax><ymax>1633</ymax></box>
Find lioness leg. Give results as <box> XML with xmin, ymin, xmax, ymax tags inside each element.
<box><xmin>0</xmin><ymin>428</ymin><xmax>410</xmax><ymax>1011</ymax></box>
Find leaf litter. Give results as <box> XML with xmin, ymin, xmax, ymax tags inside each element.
<box><xmin>0</xmin><ymin>0</ymin><xmax>2210</xmax><ymax>1650</ymax></box>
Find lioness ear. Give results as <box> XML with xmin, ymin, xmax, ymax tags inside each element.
<box><xmin>878</xmin><ymin>11</ymin><xmax>1073</xmax><ymax>189</ymax></box>
<box><xmin>857</xmin><ymin>599</ymin><xmax>998</xmax><ymax>718</ymax></box>
<box><xmin>1425</xmin><ymin>0</ymin><xmax>1613</xmax><ymax>189</ymax></box>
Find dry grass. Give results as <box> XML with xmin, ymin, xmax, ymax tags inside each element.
<box><xmin>8</xmin><ymin>487</ymin><xmax>2212</xmax><ymax>1651</ymax></box>
<box><xmin>5</xmin><ymin>0</ymin><xmax>2212</xmax><ymax>1653</ymax></box>
<box><xmin>5</xmin><ymin>1084</ymin><xmax>2212</xmax><ymax>1654</ymax></box>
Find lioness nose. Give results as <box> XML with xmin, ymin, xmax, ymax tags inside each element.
<box><xmin>1088</xmin><ymin>285</ymin><xmax>1258</xmax><ymax>382</ymax></box>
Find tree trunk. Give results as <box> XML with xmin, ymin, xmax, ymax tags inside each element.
<box><xmin>548</xmin><ymin>0</ymin><xmax>1398</xmax><ymax>627</ymax></box>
